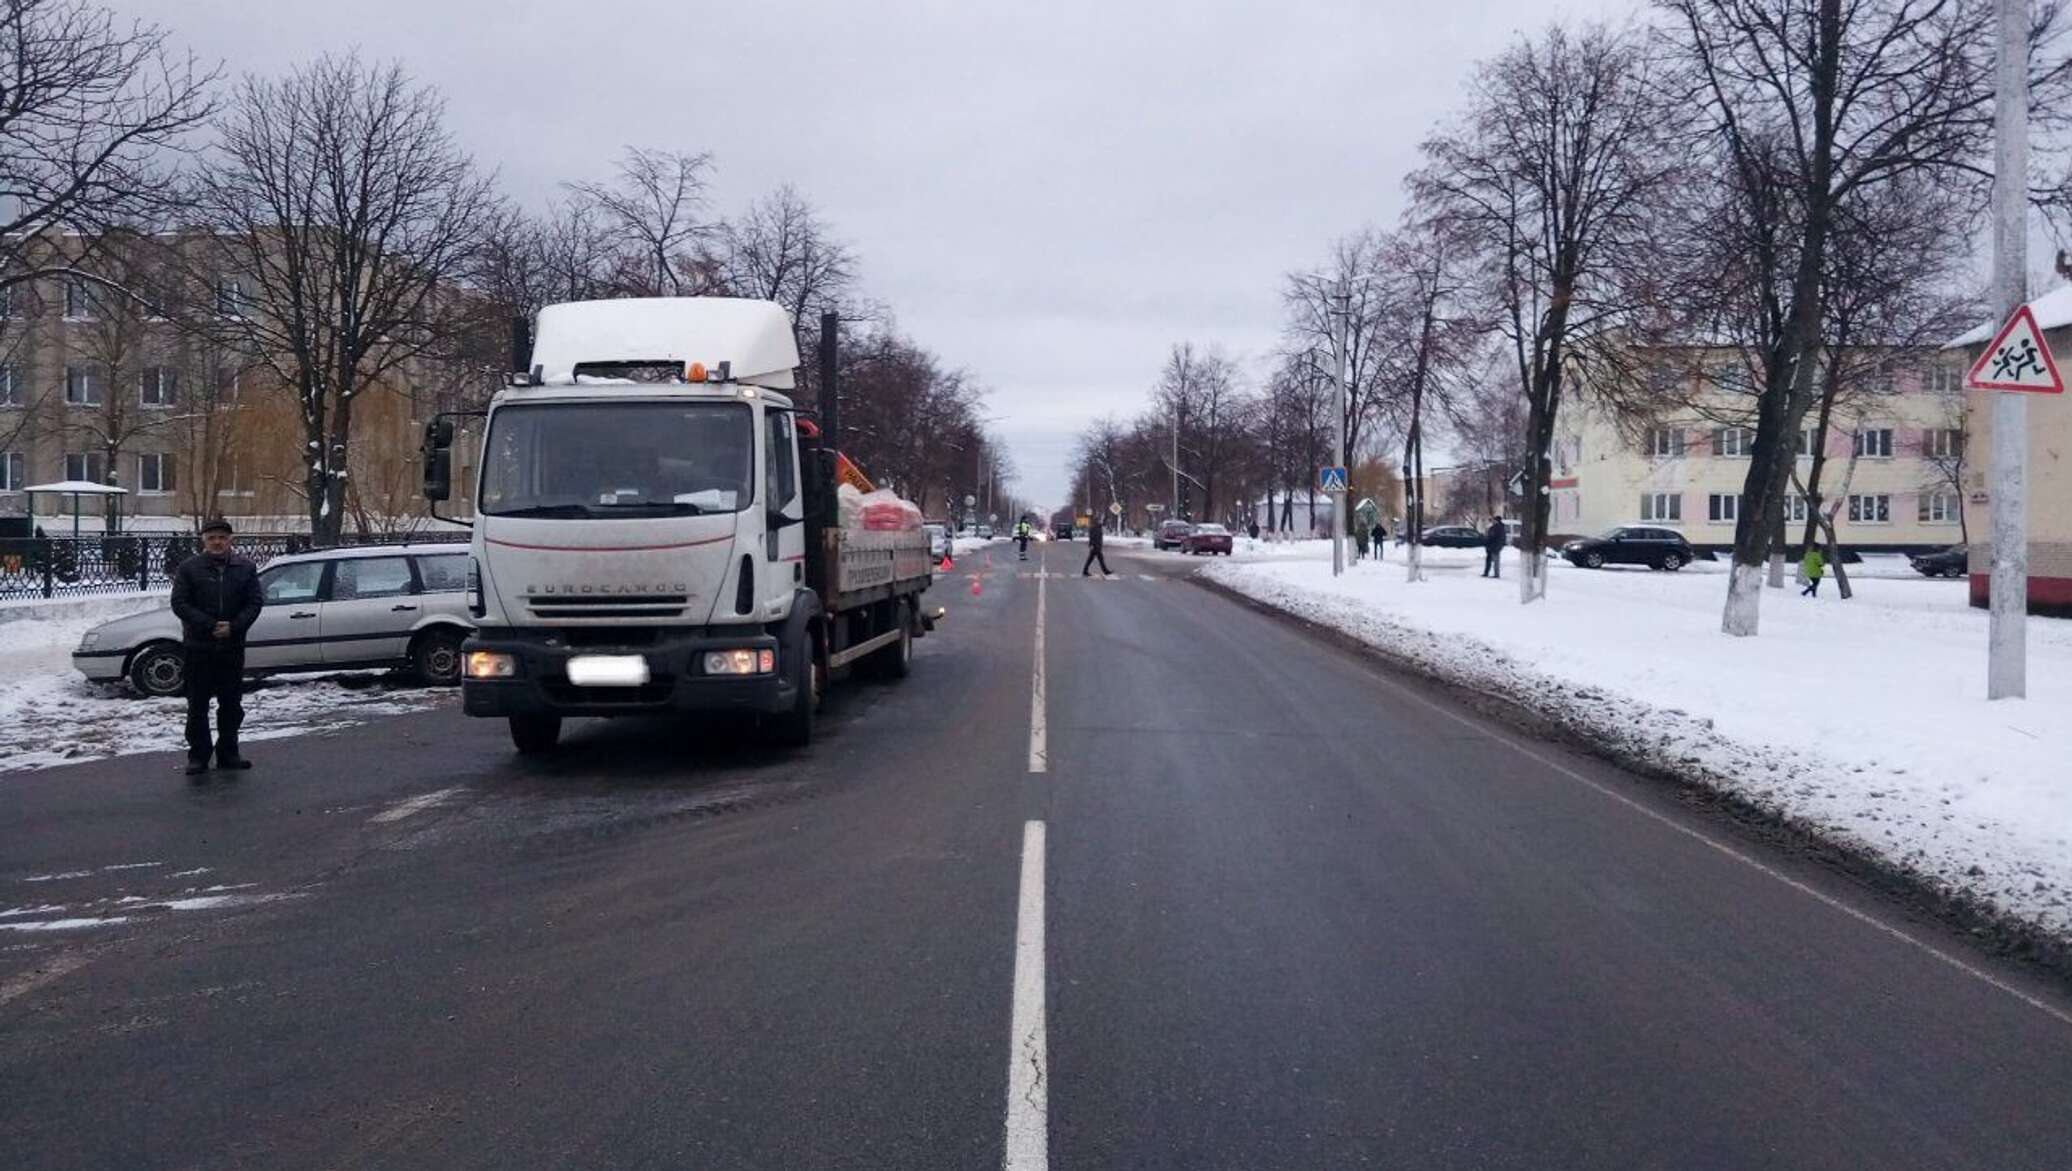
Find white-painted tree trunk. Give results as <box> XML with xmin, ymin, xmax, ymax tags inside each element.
<box><xmin>1722</xmin><ymin>564</ymin><xmax>1764</xmax><ymax>636</ymax></box>
<box><xmin>1406</xmin><ymin>541</ymin><xmax>1425</xmax><ymax>582</ymax></box>
<box><xmin>1519</xmin><ymin>550</ymin><xmax>1547</xmax><ymax>603</ymax></box>
<box><xmin>1766</xmin><ymin>551</ymin><xmax>1787</xmax><ymax>588</ymax></box>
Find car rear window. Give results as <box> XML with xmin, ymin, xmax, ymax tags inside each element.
<box><xmin>333</xmin><ymin>557</ymin><xmax>415</xmax><ymax>601</ymax></box>
<box><xmin>414</xmin><ymin>553</ymin><xmax>468</xmax><ymax>593</ymax></box>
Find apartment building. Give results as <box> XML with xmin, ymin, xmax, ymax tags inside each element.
<box><xmin>0</xmin><ymin>231</ymin><xmax>477</xmax><ymax>535</ymax></box>
<box><xmin>1555</xmin><ymin>347</ymin><xmax>1968</xmax><ymax>554</ymax></box>
<box><xmin>1951</xmin><ymin>286</ymin><xmax>2072</xmax><ymax>615</ymax></box>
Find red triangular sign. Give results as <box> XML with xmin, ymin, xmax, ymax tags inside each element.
<box><xmin>1963</xmin><ymin>305</ymin><xmax>2065</xmax><ymax>394</ymax></box>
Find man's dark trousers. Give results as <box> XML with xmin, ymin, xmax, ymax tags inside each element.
<box><xmin>185</xmin><ymin>646</ymin><xmax>246</xmax><ymax>765</ymax></box>
<box><xmin>1082</xmin><ymin>546</ymin><xmax>1110</xmax><ymax>575</ymax></box>
<box><xmin>1484</xmin><ymin>548</ymin><xmax>1501</xmax><ymax>578</ymax></box>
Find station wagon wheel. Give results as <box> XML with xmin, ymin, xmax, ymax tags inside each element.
<box><xmin>128</xmin><ymin>641</ymin><xmax>186</xmax><ymax>697</ymax></box>
<box><xmin>411</xmin><ymin>627</ymin><xmax>466</xmax><ymax>685</ymax></box>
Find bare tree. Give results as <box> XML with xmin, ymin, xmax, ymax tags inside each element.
<box><xmin>568</xmin><ymin>147</ymin><xmax>715</xmax><ymax>298</ymax></box>
<box><xmin>0</xmin><ymin>0</ymin><xmax>217</xmax><ymax>292</ymax></box>
<box><xmin>1414</xmin><ymin>22</ymin><xmax>1679</xmax><ymax>602</ymax></box>
<box><xmin>192</xmin><ymin>54</ymin><xmax>499</xmax><ymax>543</ymax></box>
<box><xmin>716</xmin><ymin>185</ymin><xmax>857</xmax><ymax>341</ymax></box>
<box><xmin>1658</xmin><ymin>0</ymin><xmax>2067</xmax><ymax>635</ymax></box>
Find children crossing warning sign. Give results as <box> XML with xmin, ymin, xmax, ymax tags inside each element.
<box><xmin>1964</xmin><ymin>305</ymin><xmax>2065</xmax><ymax>394</ymax></box>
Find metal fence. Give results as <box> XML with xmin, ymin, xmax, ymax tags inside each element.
<box><xmin>0</xmin><ymin>533</ymin><xmax>460</xmax><ymax>601</ymax></box>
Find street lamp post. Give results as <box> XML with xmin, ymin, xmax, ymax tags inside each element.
<box><xmin>1331</xmin><ymin>282</ymin><xmax>1349</xmax><ymax>578</ymax></box>
<box><xmin>1988</xmin><ymin>0</ymin><xmax>2028</xmax><ymax>698</ymax></box>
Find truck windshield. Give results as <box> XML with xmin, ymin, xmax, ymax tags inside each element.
<box><xmin>480</xmin><ymin>401</ymin><xmax>754</xmax><ymax>518</ymax></box>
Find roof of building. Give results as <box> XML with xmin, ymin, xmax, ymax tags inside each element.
<box><xmin>1947</xmin><ymin>284</ymin><xmax>2072</xmax><ymax>347</ymax></box>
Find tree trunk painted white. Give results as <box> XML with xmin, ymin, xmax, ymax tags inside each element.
<box><xmin>1406</xmin><ymin>540</ymin><xmax>1425</xmax><ymax>582</ymax></box>
<box><xmin>1722</xmin><ymin>564</ymin><xmax>1764</xmax><ymax>636</ymax></box>
<box><xmin>1519</xmin><ymin>549</ymin><xmax>1548</xmax><ymax>603</ymax></box>
<box><xmin>1767</xmin><ymin>551</ymin><xmax>1787</xmax><ymax>588</ymax></box>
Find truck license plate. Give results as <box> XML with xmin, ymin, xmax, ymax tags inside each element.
<box><xmin>566</xmin><ymin>655</ymin><xmax>651</xmax><ymax>687</ymax></box>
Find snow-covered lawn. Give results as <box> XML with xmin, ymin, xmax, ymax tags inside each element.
<box><xmin>1204</xmin><ymin>542</ymin><xmax>2072</xmax><ymax>942</ymax></box>
<box><xmin>0</xmin><ymin>596</ymin><xmax>451</xmax><ymax>774</ymax></box>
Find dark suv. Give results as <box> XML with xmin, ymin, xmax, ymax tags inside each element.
<box><xmin>1561</xmin><ymin>526</ymin><xmax>1696</xmax><ymax>571</ymax></box>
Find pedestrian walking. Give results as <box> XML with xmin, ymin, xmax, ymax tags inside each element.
<box><xmin>1482</xmin><ymin>515</ymin><xmax>1508</xmax><ymax>578</ymax></box>
<box><xmin>1081</xmin><ymin>515</ymin><xmax>1112</xmax><ymax>577</ymax></box>
<box><xmin>1370</xmin><ymin>522</ymin><xmax>1387</xmax><ymax>562</ymax></box>
<box><xmin>1248</xmin><ymin>521</ymin><xmax>1260</xmax><ymax>541</ymax></box>
<box><xmin>1801</xmin><ymin>546</ymin><xmax>1826</xmax><ymax>597</ymax></box>
<box><xmin>169</xmin><ymin>518</ymin><xmax>263</xmax><ymax>775</ymax></box>
<box><xmin>1014</xmin><ymin>517</ymin><xmax>1032</xmax><ymax>561</ymax></box>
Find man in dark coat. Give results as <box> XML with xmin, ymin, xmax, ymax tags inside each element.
<box><xmin>170</xmin><ymin>518</ymin><xmax>264</xmax><ymax>774</ymax></box>
<box><xmin>1081</xmin><ymin>515</ymin><xmax>1112</xmax><ymax>577</ymax></box>
<box><xmin>1482</xmin><ymin>515</ymin><xmax>1509</xmax><ymax>578</ymax></box>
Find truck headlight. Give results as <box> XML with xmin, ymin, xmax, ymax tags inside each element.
<box><xmin>704</xmin><ymin>649</ymin><xmax>775</xmax><ymax>676</ymax></box>
<box><xmin>464</xmin><ymin>651</ymin><xmax>516</xmax><ymax>679</ymax></box>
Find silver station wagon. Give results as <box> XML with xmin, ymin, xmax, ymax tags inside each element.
<box><xmin>72</xmin><ymin>543</ymin><xmax>476</xmax><ymax>697</ymax></box>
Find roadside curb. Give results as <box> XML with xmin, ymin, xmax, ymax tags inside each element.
<box><xmin>1189</xmin><ymin>570</ymin><xmax>2072</xmax><ymax>989</ymax></box>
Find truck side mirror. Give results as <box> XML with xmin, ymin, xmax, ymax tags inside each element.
<box><xmin>423</xmin><ymin>447</ymin><xmax>452</xmax><ymax>502</ymax></box>
<box><xmin>425</xmin><ymin>418</ymin><xmax>454</xmax><ymax>449</ymax></box>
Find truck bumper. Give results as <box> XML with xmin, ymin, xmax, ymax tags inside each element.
<box><xmin>459</xmin><ymin>628</ymin><xmax>793</xmax><ymax>719</ymax></box>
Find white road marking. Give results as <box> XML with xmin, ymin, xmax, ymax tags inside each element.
<box><xmin>1028</xmin><ymin>571</ymin><xmax>1047</xmax><ymax>774</ymax></box>
<box><xmin>369</xmin><ymin>787</ymin><xmax>466</xmax><ymax>825</ymax></box>
<box><xmin>1003</xmin><ymin>819</ymin><xmax>1048</xmax><ymax>1171</ymax></box>
<box><xmin>0</xmin><ymin>952</ymin><xmax>89</xmax><ymax>1007</ymax></box>
<box><xmin>1138</xmin><ymin>574</ymin><xmax>1156</xmax><ymax>581</ymax></box>
<box><xmin>1362</xmin><ymin>661</ymin><xmax>2072</xmax><ymax>1029</ymax></box>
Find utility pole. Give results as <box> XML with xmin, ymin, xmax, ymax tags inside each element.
<box><xmin>1170</xmin><ymin>399</ymin><xmax>1180</xmax><ymax>519</ymax></box>
<box><xmin>1989</xmin><ymin>0</ymin><xmax>2028</xmax><ymax>699</ymax></box>
<box><xmin>1329</xmin><ymin>282</ymin><xmax>1350</xmax><ymax>577</ymax></box>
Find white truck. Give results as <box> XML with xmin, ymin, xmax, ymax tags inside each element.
<box><xmin>422</xmin><ymin>297</ymin><xmax>934</xmax><ymax>754</ymax></box>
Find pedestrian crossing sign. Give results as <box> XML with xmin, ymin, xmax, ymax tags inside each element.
<box><xmin>1318</xmin><ymin>466</ymin><xmax>1349</xmax><ymax>493</ymax></box>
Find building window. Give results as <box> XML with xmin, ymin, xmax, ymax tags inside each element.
<box><xmin>63</xmin><ymin>277</ymin><xmax>95</xmax><ymax>319</ymax></box>
<box><xmin>1708</xmin><ymin>362</ymin><xmax>1741</xmax><ymax>393</ymax></box>
<box><xmin>213</xmin><ymin>366</ymin><xmax>241</xmax><ymax>404</ymax></box>
<box><xmin>1646</xmin><ymin>427</ymin><xmax>1686</xmax><ymax>458</ymax></box>
<box><xmin>0</xmin><ymin>282</ymin><xmax>13</xmax><ymax>320</ymax></box>
<box><xmin>1708</xmin><ymin>493</ymin><xmax>1740</xmax><ymax>523</ymax></box>
<box><xmin>1786</xmin><ymin>494</ymin><xmax>1809</xmax><ymax>523</ymax></box>
<box><xmin>1796</xmin><ymin>429</ymin><xmax>1817</xmax><ymax>457</ymax></box>
<box><xmin>137</xmin><ymin>452</ymin><xmax>175</xmax><ymax>494</ymax></box>
<box><xmin>1647</xmin><ymin>364</ymin><xmax>1682</xmax><ymax>396</ymax></box>
<box><xmin>1641</xmin><ymin>492</ymin><xmax>1682</xmax><ymax>523</ymax></box>
<box><xmin>140</xmin><ymin>366</ymin><xmax>178</xmax><ymax>408</ymax></box>
<box><xmin>1712</xmin><ymin>427</ymin><xmax>1751</xmax><ymax>457</ymax></box>
<box><xmin>0</xmin><ymin>451</ymin><xmax>23</xmax><ymax>491</ymax></box>
<box><xmin>1847</xmin><ymin>494</ymin><xmax>1891</xmax><ymax>524</ymax></box>
<box><xmin>1924</xmin><ymin>428</ymin><xmax>1963</xmax><ymax>459</ymax></box>
<box><xmin>215</xmin><ymin>276</ymin><xmax>248</xmax><ymax>318</ymax></box>
<box><xmin>0</xmin><ymin>365</ymin><xmax>19</xmax><ymax>407</ymax></box>
<box><xmin>1919</xmin><ymin>492</ymin><xmax>1959</xmax><ymax>524</ymax></box>
<box><xmin>1853</xmin><ymin>428</ymin><xmax>1894</xmax><ymax>459</ymax></box>
<box><xmin>64</xmin><ymin>365</ymin><xmax>99</xmax><ymax>406</ymax></box>
<box><xmin>65</xmin><ymin>451</ymin><xmax>106</xmax><ymax>483</ymax></box>
<box><xmin>1925</xmin><ymin>364</ymin><xmax>1962</xmax><ymax>394</ymax></box>
<box><xmin>1861</xmin><ymin>358</ymin><xmax>1897</xmax><ymax>394</ymax></box>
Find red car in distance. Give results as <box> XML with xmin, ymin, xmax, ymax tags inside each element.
<box><xmin>1179</xmin><ymin>523</ymin><xmax>1234</xmax><ymax>555</ymax></box>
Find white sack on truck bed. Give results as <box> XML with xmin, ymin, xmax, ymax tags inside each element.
<box><xmin>837</xmin><ymin>484</ymin><xmax>924</xmax><ymax>531</ymax></box>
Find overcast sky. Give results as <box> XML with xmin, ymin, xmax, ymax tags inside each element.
<box><xmin>119</xmin><ymin>0</ymin><xmax>1635</xmax><ymax>510</ymax></box>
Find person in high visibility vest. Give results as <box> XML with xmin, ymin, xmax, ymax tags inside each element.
<box><xmin>1014</xmin><ymin>518</ymin><xmax>1033</xmax><ymax>561</ymax></box>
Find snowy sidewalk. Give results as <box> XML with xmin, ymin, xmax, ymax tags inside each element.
<box><xmin>0</xmin><ymin>596</ymin><xmax>451</xmax><ymax>773</ymax></box>
<box><xmin>1203</xmin><ymin>544</ymin><xmax>2072</xmax><ymax>943</ymax></box>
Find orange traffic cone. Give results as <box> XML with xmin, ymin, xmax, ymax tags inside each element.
<box><xmin>940</xmin><ymin>553</ymin><xmax>954</xmax><ymax>572</ymax></box>
<box><xmin>970</xmin><ymin>574</ymin><xmax>983</xmax><ymax>597</ymax></box>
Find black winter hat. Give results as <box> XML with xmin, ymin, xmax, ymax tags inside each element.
<box><xmin>200</xmin><ymin>517</ymin><xmax>234</xmax><ymax>535</ymax></box>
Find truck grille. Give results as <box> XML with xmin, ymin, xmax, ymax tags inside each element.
<box><xmin>526</xmin><ymin>594</ymin><xmax>688</xmax><ymax>620</ymax></box>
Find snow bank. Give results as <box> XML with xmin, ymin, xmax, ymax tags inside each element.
<box><xmin>1203</xmin><ymin>554</ymin><xmax>2072</xmax><ymax>941</ymax></box>
<box><xmin>0</xmin><ymin>603</ymin><xmax>449</xmax><ymax>774</ymax></box>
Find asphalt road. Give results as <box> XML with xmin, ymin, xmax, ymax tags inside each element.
<box><xmin>4</xmin><ymin>540</ymin><xmax>2071</xmax><ymax>1169</ymax></box>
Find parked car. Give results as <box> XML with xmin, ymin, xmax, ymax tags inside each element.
<box><xmin>72</xmin><ymin>544</ymin><xmax>476</xmax><ymax>697</ymax></box>
<box><xmin>1180</xmin><ymin>523</ymin><xmax>1234</xmax><ymax>555</ymax></box>
<box><xmin>1419</xmin><ymin>525</ymin><xmax>1487</xmax><ymax>548</ymax></box>
<box><xmin>923</xmin><ymin>522</ymin><xmax>953</xmax><ymax>560</ymax></box>
<box><xmin>976</xmin><ymin>524</ymin><xmax>994</xmax><ymax>539</ymax></box>
<box><xmin>1052</xmin><ymin>520</ymin><xmax>1074</xmax><ymax>540</ymax></box>
<box><xmin>1910</xmin><ymin>544</ymin><xmax>1968</xmax><ymax>578</ymax></box>
<box><xmin>1155</xmin><ymin>520</ymin><xmax>1195</xmax><ymax>550</ymax></box>
<box><xmin>1561</xmin><ymin>526</ymin><xmax>1696</xmax><ymax>571</ymax></box>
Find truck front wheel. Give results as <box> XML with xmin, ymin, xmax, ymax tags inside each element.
<box><xmin>769</xmin><ymin>624</ymin><xmax>821</xmax><ymax>748</ymax></box>
<box><xmin>509</xmin><ymin>714</ymin><xmax>562</xmax><ymax>755</ymax></box>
